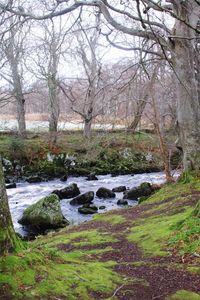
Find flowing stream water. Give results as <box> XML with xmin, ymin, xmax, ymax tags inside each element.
<box><xmin>7</xmin><ymin>172</ymin><xmax>173</xmax><ymax>236</ymax></box>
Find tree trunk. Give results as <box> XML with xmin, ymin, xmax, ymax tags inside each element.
<box><xmin>48</xmin><ymin>76</ymin><xmax>59</xmax><ymax>144</ymax></box>
<box><xmin>16</xmin><ymin>95</ymin><xmax>26</xmax><ymax>138</ymax></box>
<box><xmin>7</xmin><ymin>37</ymin><xmax>27</xmax><ymax>138</ymax></box>
<box><xmin>128</xmin><ymin>99</ymin><xmax>147</xmax><ymax>132</ymax></box>
<box><xmin>173</xmin><ymin>12</ymin><xmax>200</xmax><ymax>171</ymax></box>
<box><xmin>48</xmin><ymin>76</ymin><xmax>59</xmax><ymax>132</ymax></box>
<box><xmin>0</xmin><ymin>157</ymin><xmax>22</xmax><ymax>254</ymax></box>
<box><xmin>83</xmin><ymin>118</ymin><xmax>92</xmax><ymax>138</ymax></box>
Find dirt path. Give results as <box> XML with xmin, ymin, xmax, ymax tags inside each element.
<box><xmin>57</xmin><ymin>192</ymin><xmax>200</xmax><ymax>300</ymax></box>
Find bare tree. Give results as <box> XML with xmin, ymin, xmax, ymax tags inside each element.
<box><xmin>27</xmin><ymin>17</ymin><xmax>71</xmax><ymax>143</ymax></box>
<box><xmin>60</xmin><ymin>13</ymin><xmax>106</xmax><ymax>138</ymax></box>
<box><xmin>0</xmin><ymin>16</ymin><xmax>29</xmax><ymax>137</ymax></box>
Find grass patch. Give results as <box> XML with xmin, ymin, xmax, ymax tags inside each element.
<box><xmin>32</xmin><ymin>228</ymin><xmax>117</xmax><ymax>250</ymax></box>
<box><xmin>168</xmin><ymin>215</ymin><xmax>200</xmax><ymax>257</ymax></box>
<box><xmin>0</xmin><ymin>245</ymin><xmax>121</xmax><ymax>299</ymax></box>
<box><xmin>166</xmin><ymin>290</ymin><xmax>200</xmax><ymax>300</ymax></box>
<box><xmin>128</xmin><ymin>208</ymin><xmax>193</xmax><ymax>256</ymax></box>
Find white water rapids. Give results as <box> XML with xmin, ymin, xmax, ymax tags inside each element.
<box><xmin>7</xmin><ymin>171</ymin><xmax>175</xmax><ymax>236</ymax></box>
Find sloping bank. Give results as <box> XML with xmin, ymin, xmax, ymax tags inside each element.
<box><xmin>0</xmin><ymin>175</ymin><xmax>200</xmax><ymax>300</ymax></box>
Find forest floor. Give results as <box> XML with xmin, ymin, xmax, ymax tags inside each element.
<box><xmin>0</xmin><ymin>174</ymin><xmax>200</xmax><ymax>299</ymax></box>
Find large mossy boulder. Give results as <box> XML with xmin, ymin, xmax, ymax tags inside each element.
<box><xmin>70</xmin><ymin>191</ymin><xmax>94</xmax><ymax>205</ymax></box>
<box><xmin>96</xmin><ymin>187</ymin><xmax>115</xmax><ymax>199</ymax></box>
<box><xmin>52</xmin><ymin>183</ymin><xmax>80</xmax><ymax>200</ymax></box>
<box><xmin>123</xmin><ymin>182</ymin><xmax>152</xmax><ymax>200</ymax></box>
<box><xmin>18</xmin><ymin>194</ymin><xmax>69</xmax><ymax>230</ymax></box>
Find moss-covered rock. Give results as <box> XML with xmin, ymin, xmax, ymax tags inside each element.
<box><xmin>70</xmin><ymin>191</ymin><xmax>94</xmax><ymax>205</ymax></box>
<box><xmin>18</xmin><ymin>194</ymin><xmax>69</xmax><ymax>231</ymax></box>
<box><xmin>112</xmin><ymin>185</ymin><xmax>126</xmax><ymax>192</ymax></box>
<box><xmin>96</xmin><ymin>187</ymin><xmax>116</xmax><ymax>198</ymax></box>
<box><xmin>123</xmin><ymin>182</ymin><xmax>152</xmax><ymax>200</ymax></box>
<box><xmin>52</xmin><ymin>183</ymin><xmax>80</xmax><ymax>200</ymax></box>
<box><xmin>78</xmin><ymin>204</ymin><xmax>98</xmax><ymax>214</ymax></box>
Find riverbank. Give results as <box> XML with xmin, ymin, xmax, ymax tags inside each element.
<box><xmin>1</xmin><ymin>174</ymin><xmax>199</xmax><ymax>299</ymax></box>
<box><xmin>0</xmin><ymin>130</ymin><xmax>180</xmax><ymax>180</ymax></box>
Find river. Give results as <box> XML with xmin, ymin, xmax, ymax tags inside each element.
<box><xmin>7</xmin><ymin>171</ymin><xmax>174</xmax><ymax>236</ymax></box>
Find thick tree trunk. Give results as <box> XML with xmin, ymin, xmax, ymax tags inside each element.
<box><xmin>83</xmin><ymin>118</ymin><xmax>92</xmax><ymax>138</ymax></box>
<box><xmin>7</xmin><ymin>38</ymin><xmax>27</xmax><ymax>138</ymax></box>
<box><xmin>48</xmin><ymin>76</ymin><xmax>59</xmax><ymax>132</ymax></box>
<box><xmin>128</xmin><ymin>99</ymin><xmax>147</xmax><ymax>132</ymax></box>
<box><xmin>0</xmin><ymin>157</ymin><xmax>22</xmax><ymax>254</ymax></box>
<box><xmin>16</xmin><ymin>95</ymin><xmax>26</xmax><ymax>138</ymax></box>
<box><xmin>173</xmin><ymin>14</ymin><xmax>200</xmax><ymax>170</ymax></box>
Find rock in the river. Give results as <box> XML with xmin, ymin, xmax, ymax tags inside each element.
<box><xmin>52</xmin><ymin>183</ymin><xmax>80</xmax><ymax>200</ymax></box>
<box><xmin>18</xmin><ymin>194</ymin><xmax>69</xmax><ymax>230</ymax></box>
<box><xmin>78</xmin><ymin>204</ymin><xmax>98</xmax><ymax>214</ymax></box>
<box><xmin>86</xmin><ymin>173</ymin><xmax>98</xmax><ymax>181</ymax></box>
<box><xmin>112</xmin><ymin>186</ymin><xmax>126</xmax><ymax>193</ymax></box>
<box><xmin>26</xmin><ymin>176</ymin><xmax>42</xmax><ymax>183</ymax></box>
<box><xmin>60</xmin><ymin>174</ymin><xmax>68</xmax><ymax>182</ymax></box>
<box><xmin>6</xmin><ymin>183</ymin><xmax>16</xmax><ymax>189</ymax></box>
<box><xmin>70</xmin><ymin>191</ymin><xmax>94</xmax><ymax>205</ymax></box>
<box><xmin>117</xmin><ymin>199</ymin><xmax>128</xmax><ymax>205</ymax></box>
<box><xmin>5</xmin><ymin>177</ymin><xmax>11</xmax><ymax>184</ymax></box>
<box><xmin>99</xmin><ymin>206</ymin><xmax>106</xmax><ymax>210</ymax></box>
<box><xmin>96</xmin><ymin>187</ymin><xmax>116</xmax><ymax>199</ymax></box>
<box><xmin>123</xmin><ymin>182</ymin><xmax>152</xmax><ymax>200</ymax></box>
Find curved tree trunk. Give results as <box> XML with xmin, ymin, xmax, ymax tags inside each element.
<box><xmin>0</xmin><ymin>157</ymin><xmax>22</xmax><ymax>254</ymax></box>
<box><xmin>128</xmin><ymin>99</ymin><xmax>147</xmax><ymax>132</ymax></box>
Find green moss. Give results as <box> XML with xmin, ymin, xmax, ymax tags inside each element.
<box><xmin>128</xmin><ymin>208</ymin><xmax>193</xmax><ymax>256</ymax></box>
<box><xmin>30</xmin><ymin>260</ymin><xmax>120</xmax><ymax>299</ymax></box>
<box><xmin>166</xmin><ymin>290</ymin><xmax>200</xmax><ymax>300</ymax></box>
<box><xmin>168</xmin><ymin>215</ymin><xmax>200</xmax><ymax>255</ymax></box>
<box><xmin>145</xmin><ymin>182</ymin><xmax>193</xmax><ymax>205</ymax></box>
<box><xmin>33</xmin><ymin>229</ymin><xmax>116</xmax><ymax>249</ymax></box>
<box><xmin>193</xmin><ymin>200</ymin><xmax>200</xmax><ymax>217</ymax></box>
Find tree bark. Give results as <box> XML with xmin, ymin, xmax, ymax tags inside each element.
<box><xmin>128</xmin><ymin>99</ymin><xmax>147</xmax><ymax>132</ymax></box>
<box><xmin>16</xmin><ymin>93</ymin><xmax>26</xmax><ymax>138</ymax></box>
<box><xmin>5</xmin><ymin>28</ymin><xmax>27</xmax><ymax>138</ymax></box>
<box><xmin>173</xmin><ymin>8</ymin><xmax>200</xmax><ymax>170</ymax></box>
<box><xmin>0</xmin><ymin>157</ymin><xmax>22</xmax><ymax>254</ymax></box>
<box><xmin>48</xmin><ymin>75</ymin><xmax>59</xmax><ymax>134</ymax></box>
<box><xmin>10</xmin><ymin>61</ymin><xmax>26</xmax><ymax>138</ymax></box>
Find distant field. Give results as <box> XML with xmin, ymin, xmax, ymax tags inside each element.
<box><xmin>0</xmin><ymin>115</ymin><xmax>125</xmax><ymax>132</ymax></box>
<box><xmin>0</xmin><ymin>113</ymin><xmax>154</xmax><ymax>132</ymax></box>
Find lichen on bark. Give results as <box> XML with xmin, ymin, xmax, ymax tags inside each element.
<box><xmin>0</xmin><ymin>156</ymin><xmax>23</xmax><ymax>254</ymax></box>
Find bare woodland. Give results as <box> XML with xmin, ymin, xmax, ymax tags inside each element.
<box><xmin>0</xmin><ymin>0</ymin><xmax>200</xmax><ymax>252</ymax></box>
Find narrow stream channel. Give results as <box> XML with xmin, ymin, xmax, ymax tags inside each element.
<box><xmin>7</xmin><ymin>171</ymin><xmax>173</xmax><ymax>236</ymax></box>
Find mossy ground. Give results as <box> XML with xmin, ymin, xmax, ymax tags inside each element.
<box><xmin>1</xmin><ymin>175</ymin><xmax>200</xmax><ymax>299</ymax></box>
